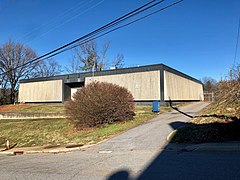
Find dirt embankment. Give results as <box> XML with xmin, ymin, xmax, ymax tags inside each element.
<box><xmin>0</xmin><ymin>104</ymin><xmax>32</xmax><ymax>112</ymax></box>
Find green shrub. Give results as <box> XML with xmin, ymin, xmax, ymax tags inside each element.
<box><xmin>65</xmin><ymin>81</ymin><xmax>135</xmax><ymax>128</ymax></box>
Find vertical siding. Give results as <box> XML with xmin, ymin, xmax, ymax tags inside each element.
<box><xmin>85</xmin><ymin>71</ymin><xmax>160</xmax><ymax>101</ymax></box>
<box><xmin>71</xmin><ymin>87</ymin><xmax>81</xmax><ymax>100</ymax></box>
<box><xmin>164</xmin><ymin>71</ymin><xmax>203</xmax><ymax>101</ymax></box>
<box><xmin>18</xmin><ymin>80</ymin><xmax>63</xmax><ymax>102</ymax></box>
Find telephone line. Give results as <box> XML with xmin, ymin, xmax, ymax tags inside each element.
<box><xmin>0</xmin><ymin>0</ymin><xmax>159</xmax><ymax>75</ymax></box>
<box><xmin>233</xmin><ymin>16</ymin><xmax>240</xmax><ymax>65</ymax></box>
<box><xmin>0</xmin><ymin>0</ymin><xmax>183</xmax><ymax>76</ymax></box>
<box><xmin>26</xmin><ymin>0</ymin><xmax>105</xmax><ymax>44</ymax></box>
<box><xmin>16</xmin><ymin>0</ymin><xmax>93</xmax><ymax>42</ymax></box>
<box><xmin>39</xmin><ymin>0</ymin><xmax>183</xmax><ymax>63</ymax></box>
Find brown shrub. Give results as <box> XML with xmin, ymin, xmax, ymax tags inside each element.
<box><xmin>65</xmin><ymin>81</ymin><xmax>135</xmax><ymax>128</ymax></box>
<box><xmin>214</xmin><ymin>64</ymin><xmax>240</xmax><ymax>117</ymax></box>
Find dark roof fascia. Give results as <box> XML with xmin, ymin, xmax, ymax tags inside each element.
<box><xmin>19</xmin><ymin>75</ymin><xmax>65</xmax><ymax>83</ymax></box>
<box><xmin>84</xmin><ymin>64</ymin><xmax>164</xmax><ymax>77</ymax></box>
<box><xmin>85</xmin><ymin>64</ymin><xmax>202</xmax><ymax>85</ymax></box>
<box><xmin>19</xmin><ymin>64</ymin><xmax>164</xmax><ymax>83</ymax></box>
<box><xmin>19</xmin><ymin>63</ymin><xmax>202</xmax><ymax>85</ymax></box>
<box><xmin>19</xmin><ymin>73</ymin><xmax>86</xmax><ymax>83</ymax></box>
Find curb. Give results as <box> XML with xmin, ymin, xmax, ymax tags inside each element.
<box><xmin>0</xmin><ymin>141</ymin><xmax>106</xmax><ymax>156</ymax></box>
<box><xmin>0</xmin><ymin>146</ymin><xmax>86</xmax><ymax>155</ymax></box>
<box><xmin>166</xmin><ymin>130</ymin><xmax>177</xmax><ymax>142</ymax></box>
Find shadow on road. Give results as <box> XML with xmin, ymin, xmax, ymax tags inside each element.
<box><xmin>107</xmin><ymin>121</ymin><xmax>240</xmax><ymax>179</ymax></box>
<box><xmin>107</xmin><ymin>104</ymin><xmax>240</xmax><ymax>179</ymax></box>
<box><xmin>168</xmin><ymin>121</ymin><xmax>186</xmax><ymax>130</ymax></box>
<box><xmin>107</xmin><ymin>170</ymin><xmax>130</xmax><ymax>180</ymax></box>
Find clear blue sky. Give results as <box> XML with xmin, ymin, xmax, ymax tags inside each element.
<box><xmin>0</xmin><ymin>0</ymin><xmax>240</xmax><ymax>81</ymax></box>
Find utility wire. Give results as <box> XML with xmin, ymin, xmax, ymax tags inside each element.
<box><xmin>233</xmin><ymin>16</ymin><xmax>240</xmax><ymax>65</ymax></box>
<box><xmin>1</xmin><ymin>0</ymin><xmax>159</xmax><ymax>74</ymax></box>
<box><xmin>19</xmin><ymin>0</ymin><xmax>166</xmax><ymax>67</ymax></box>
<box><xmin>16</xmin><ymin>0</ymin><xmax>93</xmax><ymax>42</ymax></box>
<box><xmin>42</xmin><ymin>0</ymin><xmax>166</xmax><ymax>57</ymax></box>
<box><xmin>27</xmin><ymin>0</ymin><xmax>105</xmax><ymax>43</ymax></box>
<box><xmin>0</xmin><ymin>0</ymin><xmax>183</xmax><ymax>76</ymax></box>
<box><xmin>39</xmin><ymin>0</ymin><xmax>183</xmax><ymax>63</ymax></box>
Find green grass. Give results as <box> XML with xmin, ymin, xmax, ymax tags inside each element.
<box><xmin>0</xmin><ymin>105</ymin><xmax>173</xmax><ymax>148</ymax></box>
<box><xmin>0</xmin><ymin>119</ymin><xmax>72</xmax><ymax>147</ymax></box>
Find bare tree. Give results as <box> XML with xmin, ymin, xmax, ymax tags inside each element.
<box><xmin>73</xmin><ymin>40</ymin><xmax>111</xmax><ymax>72</ymax></box>
<box><xmin>65</xmin><ymin>56</ymin><xmax>81</xmax><ymax>74</ymax></box>
<box><xmin>0</xmin><ymin>71</ymin><xmax>10</xmax><ymax>104</ymax></box>
<box><xmin>33</xmin><ymin>58</ymin><xmax>62</xmax><ymax>77</ymax></box>
<box><xmin>201</xmin><ymin>77</ymin><xmax>217</xmax><ymax>92</ymax></box>
<box><xmin>72</xmin><ymin>40</ymin><xmax>125</xmax><ymax>72</ymax></box>
<box><xmin>0</xmin><ymin>40</ymin><xmax>38</xmax><ymax>103</ymax></box>
<box><xmin>112</xmin><ymin>54</ymin><xmax>124</xmax><ymax>69</ymax></box>
<box><xmin>100</xmin><ymin>41</ymin><xmax>110</xmax><ymax>70</ymax></box>
<box><xmin>215</xmin><ymin>64</ymin><xmax>240</xmax><ymax>113</ymax></box>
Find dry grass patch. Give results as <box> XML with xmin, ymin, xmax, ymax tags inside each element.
<box><xmin>0</xmin><ymin>103</ymin><xmax>65</xmax><ymax>113</ymax></box>
<box><xmin>171</xmin><ymin>103</ymin><xmax>240</xmax><ymax>144</ymax></box>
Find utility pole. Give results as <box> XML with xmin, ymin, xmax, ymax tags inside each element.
<box><xmin>92</xmin><ymin>61</ymin><xmax>95</xmax><ymax>82</ymax></box>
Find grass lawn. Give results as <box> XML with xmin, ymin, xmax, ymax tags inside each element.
<box><xmin>0</xmin><ymin>104</ymin><xmax>65</xmax><ymax>113</ymax></box>
<box><xmin>0</xmin><ymin>105</ymin><xmax>173</xmax><ymax>148</ymax></box>
<box><xmin>171</xmin><ymin>102</ymin><xmax>240</xmax><ymax>144</ymax></box>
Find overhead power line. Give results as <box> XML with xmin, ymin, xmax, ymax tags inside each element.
<box><xmin>1</xmin><ymin>0</ymin><xmax>160</xmax><ymax>74</ymax></box>
<box><xmin>233</xmin><ymin>16</ymin><xmax>240</xmax><ymax>65</ymax></box>
<box><xmin>27</xmin><ymin>0</ymin><xmax>105</xmax><ymax>43</ymax></box>
<box><xmin>0</xmin><ymin>0</ymin><xmax>183</xmax><ymax>76</ymax></box>
<box><xmin>16</xmin><ymin>0</ymin><xmax>99</xmax><ymax>43</ymax></box>
<box><xmin>40</xmin><ymin>0</ymin><xmax>184</xmax><ymax>62</ymax></box>
<box><xmin>37</xmin><ymin>0</ymin><xmax>167</xmax><ymax>61</ymax></box>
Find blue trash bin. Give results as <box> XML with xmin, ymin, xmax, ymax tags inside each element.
<box><xmin>152</xmin><ymin>100</ymin><xmax>160</xmax><ymax>112</ymax></box>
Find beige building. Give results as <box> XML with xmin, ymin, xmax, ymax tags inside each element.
<box><xmin>18</xmin><ymin>64</ymin><xmax>204</xmax><ymax>104</ymax></box>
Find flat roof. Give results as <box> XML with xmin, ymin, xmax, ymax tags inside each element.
<box><xmin>20</xmin><ymin>63</ymin><xmax>202</xmax><ymax>84</ymax></box>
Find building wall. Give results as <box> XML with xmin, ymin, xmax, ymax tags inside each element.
<box><xmin>85</xmin><ymin>71</ymin><xmax>161</xmax><ymax>101</ymax></box>
<box><xmin>18</xmin><ymin>80</ymin><xmax>63</xmax><ymax>102</ymax></box>
<box><xmin>164</xmin><ymin>71</ymin><xmax>203</xmax><ymax>101</ymax></box>
<box><xmin>71</xmin><ymin>87</ymin><xmax>81</xmax><ymax>100</ymax></box>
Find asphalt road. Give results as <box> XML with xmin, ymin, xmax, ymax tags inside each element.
<box><xmin>1</xmin><ymin>102</ymin><xmax>240</xmax><ymax>180</ymax></box>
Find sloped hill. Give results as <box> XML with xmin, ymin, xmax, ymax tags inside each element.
<box><xmin>171</xmin><ymin>65</ymin><xmax>240</xmax><ymax>143</ymax></box>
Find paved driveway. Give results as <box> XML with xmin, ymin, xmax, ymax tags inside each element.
<box><xmin>4</xmin><ymin>102</ymin><xmax>238</xmax><ymax>180</ymax></box>
<box><xmin>93</xmin><ymin>102</ymin><xmax>209</xmax><ymax>152</ymax></box>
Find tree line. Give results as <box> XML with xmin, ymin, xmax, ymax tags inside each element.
<box><xmin>0</xmin><ymin>39</ymin><xmax>123</xmax><ymax>104</ymax></box>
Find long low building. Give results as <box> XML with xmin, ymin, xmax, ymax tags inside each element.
<box><xmin>18</xmin><ymin>64</ymin><xmax>204</xmax><ymax>104</ymax></box>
